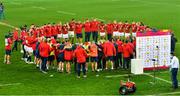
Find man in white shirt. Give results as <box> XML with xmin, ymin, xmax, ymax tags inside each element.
<box><xmin>169</xmin><ymin>52</ymin><xmax>179</xmax><ymax>89</ymax></box>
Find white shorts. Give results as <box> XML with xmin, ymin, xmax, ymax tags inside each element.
<box><xmin>113</xmin><ymin>31</ymin><xmax>119</xmax><ymax>37</ymax></box>
<box><xmin>100</xmin><ymin>32</ymin><xmax>106</xmax><ymax>37</ymax></box>
<box><xmin>63</xmin><ymin>34</ymin><xmax>69</xmax><ymax>39</ymax></box>
<box><xmin>68</xmin><ymin>31</ymin><xmax>74</xmax><ymax>37</ymax></box>
<box><xmin>119</xmin><ymin>32</ymin><xmax>124</xmax><ymax>36</ymax></box>
<box><xmin>125</xmin><ymin>33</ymin><xmax>131</xmax><ymax>37</ymax></box>
<box><xmin>132</xmin><ymin>32</ymin><xmax>136</xmax><ymax>37</ymax></box>
<box><xmin>57</xmin><ymin>34</ymin><xmax>62</xmax><ymax>38</ymax></box>
<box><xmin>24</xmin><ymin>45</ymin><xmax>33</xmax><ymax>53</ymax></box>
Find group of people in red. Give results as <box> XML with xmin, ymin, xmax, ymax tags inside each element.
<box><xmin>4</xmin><ymin>18</ymin><xmax>150</xmax><ymax>78</ymax></box>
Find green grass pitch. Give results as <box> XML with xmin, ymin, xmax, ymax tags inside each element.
<box><xmin>0</xmin><ymin>0</ymin><xmax>180</xmax><ymax>95</ymax></box>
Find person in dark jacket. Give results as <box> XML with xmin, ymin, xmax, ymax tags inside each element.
<box><xmin>171</xmin><ymin>33</ymin><xmax>177</xmax><ymax>53</ymax></box>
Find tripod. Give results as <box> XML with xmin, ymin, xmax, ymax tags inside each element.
<box><xmin>149</xmin><ymin>46</ymin><xmax>160</xmax><ymax>85</ymax></box>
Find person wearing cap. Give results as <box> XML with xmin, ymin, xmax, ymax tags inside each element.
<box><xmin>168</xmin><ymin>52</ymin><xmax>179</xmax><ymax>89</ymax></box>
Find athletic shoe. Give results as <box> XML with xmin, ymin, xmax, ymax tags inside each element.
<box><xmin>21</xmin><ymin>58</ymin><xmax>24</xmax><ymax>60</ymax></box>
<box><xmin>20</xmin><ymin>50</ymin><xmax>24</xmax><ymax>53</ymax></box>
<box><xmin>29</xmin><ymin>62</ymin><xmax>34</xmax><ymax>64</ymax></box>
<box><xmin>41</xmin><ymin>71</ymin><xmax>47</xmax><ymax>74</ymax></box>
<box><xmin>4</xmin><ymin>60</ymin><xmax>6</xmax><ymax>64</ymax></box>
<box><xmin>83</xmin><ymin>75</ymin><xmax>87</xmax><ymax>78</ymax></box>
<box><xmin>77</xmin><ymin>76</ymin><xmax>80</xmax><ymax>78</ymax></box>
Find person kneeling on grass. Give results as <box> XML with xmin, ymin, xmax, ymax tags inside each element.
<box><xmin>4</xmin><ymin>35</ymin><xmax>12</xmax><ymax>64</ymax></box>
<box><xmin>74</xmin><ymin>45</ymin><xmax>88</xmax><ymax>78</ymax></box>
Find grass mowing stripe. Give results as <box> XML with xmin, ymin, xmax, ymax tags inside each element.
<box><xmin>57</xmin><ymin>11</ymin><xmax>76</xmax><ymax>16</ymax></box>
<box><xmin>32</xmin><ymin>6</ymin><xmax>46</xmax><ymax>10</ymax></box>
<box><xmin>0</xmin><ymin>83</ymin><xmax>21</xmax><ymax>87</ymax></box>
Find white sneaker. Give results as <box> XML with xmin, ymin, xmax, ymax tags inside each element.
<box><xmin>29</xmin><ymin>62</ymin><xmax>34</xmax><ymax>64</ymax></box>
<box><xmin>20</xmin><ymin>50</ymin><xmax>24</xmax><ymax>53</ymax></box>
<box><xmin>83</xmin><ymin>75</ymin><xmax>87</xmax><ymax>78</ymax></box>
<box><xmin>4</xmin><ymin>60</ymin><xmax>6</xmax><ymax>64</ymax></box>
<box><xmin>77</xmin><ymin>76</ymin><xmax>80</xmax><ymax>78</ymax></box>
<box><xmin>41</xmin><ymin>71</ymin><xmax>47</xmax><ymax>74</ymax></box>
<box><xmin>24</xmin><ymin>58</ymin><xmax>27</xmax><ymax>62</ymax></box>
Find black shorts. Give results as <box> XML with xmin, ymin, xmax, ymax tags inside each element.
<box><xmin>57</xmin><ymin>53</ymin><xmax>64</xmax><ymax>62</ymax></box>
<box><xmin>5</xmin><ymin>50</ymin><xmax>11</xmax><ymax>55</ymax></box>
<box><xmin>91</xmin><ymin>57</ymin><xmax>98</xmax><ymax>62</ymax></box>
<box><xmin>35</xmin><ymin>51</ymin><xmax>40</xmax><ymax>58</ymax></box>
<box><xmin>106</xmin><ymin>56</ymin><xmax>114</xmax><ymax>61</ymax></box>
<box><xmin>48</xmin><ymin>55</ymin><xmax>55</xmax><ymax>61</ymax></box>
<box><xmin>76</xmin><ymin>33</ymin><xmax>82</xmax><ymax>38</ymax></box>
<box><xmin>86</xmin><ymin>57</ymin><xmax>90</xmax><ymax>62</ymax></box>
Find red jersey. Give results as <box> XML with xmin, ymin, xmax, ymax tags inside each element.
<box><xmin>39</xmin><ymin>42</ymin><xmax>51</xmax><ymax>57</ymax></box>
<box><xmin>46</xmin><ymin>26</ymin><xmax>52</xmax><ymax>37</ymax></box>
<box><xmin>13</xmin><ymin>30</ymin><xmax>19</xmax><ymax>41</ymax></box>
<box><xmin>5</xmin><ymin>38</ymin><xmax>13</xmax><ymax>50</ymax></box>
<box><xmin>131</xmin><ymin>24</ymin><xmax>137</xmax><ymax>32</ymax></box>
<box><xmin>64</xmin><ymin>49</ymin><xmax>73</xmax><ymax>61</ymax></box>
<box><xmin>99</xmin><ymin>24</ymin><xmax>105</xmax><ymax>33</ymax></box>
<box><xmin>69</xmin><ymin>22</ymin><xmax>76</xmax><ymax>31</ymax></box>
<box><xmin>91</xmin><ymin>21</ymin><xmax>99</xmax><ymax>32</ymax></box>
<box><xmin>75</xmin><ymin>23</ymin><xmax>83</xmax><ymax>34</ymax></box>
<box><xmin>124</xmin><ymin>24</ymin><xmax>131</xmax><ymax>33</ymax></box>
<box><xmin>113</xmin><ymin>23</ymin><xmax>119</xmax><ymax>31</ymax></box>
<box><xmin>106</xmin><ymin>24</ymin><xmax>113</xmax><ymax>34</ymax></box>
<box><xmin>122</xmin><ymin>43</ymin><xmax>131</xmax><ymax>58</ymax></box>
<box><xmin>56</xmin><ymin>25</ymin><xmax>62</xmax><ymax>34</ymax></box>
<box><xmin>20</xmin><ymin>30</ymin><xmax>26</xmax><ymax>41</ymax></box>
<box><xmin>137</xmin><ymin>26</ymin><xmax>146</xmax><ymax>32</ymax></box>
<box><xmin>116</xmin><ymin>40</ymin><xmax>123</xmax><ymax>53</ymax></box>
<box><xmin>118</xmin><ymin>23</ymin><xmax>125</xmax><ymax>32</ymax></box>
<box><xmin>84</xmin><ymin>22</ymin><xmax>91</xmax><ymax>32</ymax></box>
<box><xmin>104</xmin><ymin>41</ymin><xmax>116</xmax><ymax>56</ymax></box>
<box><xmin>51</xmin><ymin>38</ymin><xmax>57</xmax><ymax>44</ymax></box>
<box><xmin>51</xmin><ymin>26</ymin><xmax>57</xmax><ymax>36</ymax></box>
<box><xmin>62</xmin><ymin>25</ymin><xmax>68</xmax><ymax>34</ymax></box>
<box><xmin>74</xmin><ymin>46</ymin><xmax>88</xmax><ymax>63</ymax></box>
<box><xmin>89</xmin><ymin>43</ymin><xmax>98</xmax><ymax>57</ymax></box>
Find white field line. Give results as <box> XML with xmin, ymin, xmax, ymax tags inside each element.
<box><xmin>131</xmin><ymin>0</ymin><xmax>180</xmax><ymax>7</ymax></box>
<box><xmin>57</xmin><ymin>11</ymin><xmax>76</xmax><ymax>16</ymax></box>
<box><xmin>144</xmin><ymin>73</ymin><xmax>172</xmax><ymax>84</ymax></box>
<box><xmin>0</xmin><ymin>83</ymin><xmax>21</xmax><ymax>87</ymax></box>
<box><xmin>160</xmin><ymin>91</ymin><xmax>180</xmax><ymax>95</ymax></box>
<box><xmin>0</xmin><ymin>22</ymin><xmax>20</xmax><ymax>30</ymax></box>
<box><xmin>32</xmin><ymin>6</ymin><xmax>46</xmax><ymax>10</ymax></box>
<box><xmin>176</xmin><ymin>43</ymin><xmax>180</xmax><ymax>45</ymax></box>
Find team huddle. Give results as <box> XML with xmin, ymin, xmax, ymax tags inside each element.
<box><xmin>4</xmin><ymin>18</ymin><xmax>151</xmax><ymax>78</ymax></box>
